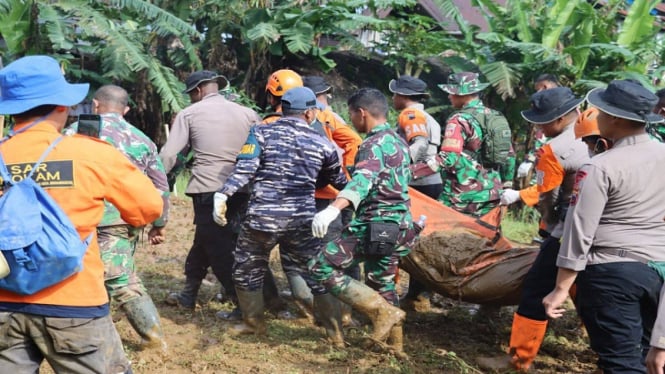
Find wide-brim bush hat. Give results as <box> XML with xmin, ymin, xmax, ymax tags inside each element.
<box><xmin>586</xmin><ymin>80</ymin><xmax>664</xmax><ymax>124</ymax></box>
<box><xmin>389</xmin><ymin>75</ymin><xmax>430</xmax><ymax>97</ymax></box>
<box><xmin>183</xmin><ymin>70</ymin><xmax>229</xmax><ymax>93</ymax></box>
<box><xmin>438</xmin><ymin>72</ymin><xmax>489</xmax><ymax>95</ymax></box>
<box><xmin>303</xmin><ymin>76</ymin><xmax>332</xmax><ymax>95</ymax></box>
<box><xmin>0</xmin><ymin>55</ymin><xmax>89</xmax><ymax>115</ymax></box>
<box><xmin>521</xmin><ymin>87</ymin><xmax>583</xmax><ymax>125</ymax></box>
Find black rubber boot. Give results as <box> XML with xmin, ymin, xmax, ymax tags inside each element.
<box><xmin>165</xmin><ymin>278</ymin><xmax>200</xmax><ymax>310</ymax></box>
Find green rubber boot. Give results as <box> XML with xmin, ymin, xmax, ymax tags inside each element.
<box><xmin>122</xmin><ymin>295</ymin><xmax>167</xmax><ymax>351</ymax></box>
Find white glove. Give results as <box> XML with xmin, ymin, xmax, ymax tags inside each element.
<box><xmin>426</xmin><ymin>157</ymin><xmax>440</xmax><ymax>173</ymax></box>
<box><xmin>500</xmin><ymin>189</ymin><xmax>521</xmax><ymax>206</ymax></box>
<box><xmin>516</xmin><ymin>161</ymin><xmax>534</xmax><ymax>178</ymax></box>
<box><xmin>312</xmin><ymin>205</ymin><xmax>341</xmax><ymax>238</ymax></box>
<box><xmin>213</xmin><ymin>192</ymin><xmax>228</xmax><ymax>226</ymax></box>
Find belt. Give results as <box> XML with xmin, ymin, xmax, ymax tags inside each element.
<box><xmin>591</xmin><ymin>247</ymin><xmax>649</xmax><ymax>264</ymax></box>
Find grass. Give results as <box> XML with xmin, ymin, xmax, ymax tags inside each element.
<box><xmin>171</xmin><ymin>170</ymin><xmax>191</xmax><ymax>199</ymax></box>
<box><xmin>501</xmin><ymin>205</ymin><xmax>541</xmax><ymax>245</ymax></box>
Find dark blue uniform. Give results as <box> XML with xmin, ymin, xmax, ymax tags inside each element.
<box><xmin>220</xmin><ymin>117</ymin><xmax>346</xmax><ymax>293</ymax></box>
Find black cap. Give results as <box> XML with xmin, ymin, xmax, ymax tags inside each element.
<box><xmin>183</xmin><ymin>70</ymin><xmax>229</xmax><ymax>93</ymax></box>
<box><xmin>388</xmin><ymin>75</ymin><xmax>429</xmax><ymax>96</ymax></box>
<box><xmin>302</xmin><ymin>76</ymin><xmax>332</xmax><ymax>95</ymax></box>
<box><xmin>587</xmin><ymin>80</ymin><xmax>664</xmax><ymax>124</ymax></box>
<box><xmin>521</xmin><ymin>87</ymin><xmax>583</xmax><ymax>124</ymax></box>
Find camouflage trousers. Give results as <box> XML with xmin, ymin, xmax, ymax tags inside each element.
<box><xmin>233</xmin><ymin>220</ymin><xmax>326</xmax><ymax>295</ymax></box>
<box><xmin>309</xmin><ymin>223</ymin><xmax>416</xmax><ymax>306</ymax></box>
<box><xmin>98</xmin><ymin>225</ymin><xmax>147</xmax><ymax>306</ymax></box>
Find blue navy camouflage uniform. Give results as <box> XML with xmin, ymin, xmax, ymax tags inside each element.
<box><xmin>219</xmin><ymin>116</ymin><xmax>347</xmax><ymax>294</ymax></box>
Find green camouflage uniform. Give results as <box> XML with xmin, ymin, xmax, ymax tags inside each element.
<box><xmin>68</xmin><ymin>113</ymin><xmax>169</xmax><ymax>305</ymax></box>
<box><xmin>437</xmin><ymin>73</ymin><xmax>503</xmax><ymax>216</ymax></box>
<box><xmin>309</xmin><ymin>123</ymin><xmax>420</xmax><ymax>305</ymax></box>
<box><xmin>647</xmin><ymin>123</ymin><xmax>665</xmax><ymax>143</ymax></box>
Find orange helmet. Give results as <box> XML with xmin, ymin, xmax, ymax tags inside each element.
<box><xmin>265</xmin><ymin>69</ymin><xmax>303</xmax><ymax>97</ymax></box>
<box><xmin>575</xmin><ymin>107</ymin><xmax>600</xmax><ymax>139</ymax></box>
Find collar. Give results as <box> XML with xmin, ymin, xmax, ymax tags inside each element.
<box><xmin>12</xmin><ymin>119</ymin><xmax>60</xmax><ymax>134</ymax></box>
<box><xmin>406</xmin><ymin>103</ymin><xmax>425</xmax><ymax>111</ymax></box>
<box><xmin>280</xmin><ymin>116</ymin><xmax>310</xmax><ymax>127</ymax></box>
<box><xmin>100</xmin><ymin>112</ymin><xmax>123</xmax><ymax>120</ymax></box>
<box><xmin>462</xmin><ymin>98</ymin><xmax>483</xmax><ymax>110</ymax></box>
<box><xmin>202</xmin><ymin>92</ymin><xmax>221</xmax><ymax>101</ymax></box>
<box><xmin>368</xmin><ymin>123</ymin><xmax>391</xmax><ymax>136</ymax></box>
<box><xmin>612</xmin><ymin>132</ymin><xmax>651</xmax><ymax>148</ymax></box>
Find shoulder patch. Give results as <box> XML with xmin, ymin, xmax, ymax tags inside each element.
<box><xmin>237</xmin><ymin>127</ymin><xmax>261</xmax><ymax>160</ymax></box>
<box><xmin>569</xmin><ymin>170</ymin><xmax>588</xmax><ymax>206</ymax></box>
<box><xmin>4</xmin><ymin>160</ymin><xmax>75</xmax><ymax>188</ymax></box>
<box><xmin>397</xmin><ymin>108</ymin><xmax>428</xmax><ymax>142</ymax></box>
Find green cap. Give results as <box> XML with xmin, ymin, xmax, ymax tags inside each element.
<box><xmin>438</xmin><ymin>72</ymin><xmax>489</xmax><ymax>95</ymax></box>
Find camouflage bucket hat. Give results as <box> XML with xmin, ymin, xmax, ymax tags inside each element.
<box><xmin>438</xmin><ymin>72</ymin><xmax>490</xmax><ymax>95</ymax></box>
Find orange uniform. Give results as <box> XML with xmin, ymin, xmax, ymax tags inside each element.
<box><xmin>0</xmin><ymin>121</ymin><xmax>162</xmax><ymax>310</ymax></box>
<box><xmin>314</xmin><ymin>107</ymin><xmax>361</xmax><ymax>200</ymax></box>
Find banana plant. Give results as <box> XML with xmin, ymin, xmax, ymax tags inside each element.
<box><xmin>0</xmin><ymin>0</ymin><xmax>202</xmax><ymax>139</ymax></box>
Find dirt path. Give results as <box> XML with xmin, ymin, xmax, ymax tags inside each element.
<box><xmin>48</xmin><ymin>197</ymin><xmax>597</xmax><ymax>373</ymax></box>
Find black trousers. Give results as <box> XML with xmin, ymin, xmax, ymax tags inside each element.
<box><xmin>184</xmin><ymin>192</ymin><xmax>247</xmax><ymax>298</ymax></box>
<box><xmin>516</xmin><ymin>236</ymin><xmax>561</xmax><ymax>320</ymax></box>
<box><xmin>577</xmin><ymin>262</ymin><xmax>661</xmax><ymax>373</ymax></box>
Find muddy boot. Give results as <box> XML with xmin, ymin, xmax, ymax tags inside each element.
<box><xmin>287</xmin><ymin>274</ymin><xmax>314</xmax><ymax>322</ymax></box>
<box><xmin>227</xmin><ymin>288</ymin><xmax>267</xmax><ymax>336</ymax></box>
<box><xmin>476</xmin><ymin>313</ymin><xmax>547</xmax><ymax>372</ymax></box>
<box><xmin>336</xmin><ymin>279</ymin><xmax>405</xmax><ymax>343</ymax></box>
<box><xmin>401</xmin><ymin>293</ymin><xmax>431</xmax><ymax>312</ymax></box>
<box><xmin>386</xmin><ymin>325</ymin><xmax>407</xmax><ymax>359</ymax></box>
<box><xmin>122</xmin><ymin>295</ymin><xmax>167</xmax><ymax>351</ymax></box>
<box><xmin>165</xmin><ymin>278</ymin><xmax>200</xmax><ymax>310</ymax></box>
<box><xmin>216</xmin><ymin>307</ymin><xmax>242</xmax><ymax>321</ymax></box>
<box><xmin>340</xmin><ymin>302</ymin><xmax>360</xmax><ymax>327</ymax></box>
<box><xmin>313</xmin><ymin>294</ymin><xmax>344</xmax><ymax>347</ymax></box>
<box><xmin>264</xmin><ymin>269</ymin><xmax>293</xmax><ymax>319</ymax></box>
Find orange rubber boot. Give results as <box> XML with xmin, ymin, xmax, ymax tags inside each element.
<box><xmin>509</xmin><ymin>313</ymin><xmax>548</xmax><ymax>371</ymax></box>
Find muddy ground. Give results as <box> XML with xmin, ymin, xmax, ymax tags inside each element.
<box><xmin>47</xmin><ymin>197</ymin><xmax>597</xmax><ymax>373</ymax></box>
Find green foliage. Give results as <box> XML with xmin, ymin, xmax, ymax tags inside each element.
<box><xmin>502</xmin><ymin>207</ymin><xmax>540</xmax><ymax>245</ymax></box>
<box><xmin>617</xmin><ymin>0</ymin><xmax>661</xmax><ymax>47</ymax></box>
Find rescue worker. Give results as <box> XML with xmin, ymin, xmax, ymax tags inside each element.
<box><xmin>263</xmin><ymin>69</ymin><xmax>303</xmax><ymax>124</ymax></box>
<box><xmin>428</xmin><ymin>72</ymin><xmax>503</xmax><ymax>216</ymax></box>
<box><xmin>479</xmin><ymin>87</ymin><xmax>588</xmax><ymax>372</ymax></box>
<box><xmin>213</xmin><ymin>87</ymin><xmax>347</xmax><ymax>345</ymax></box>
<box><xmin>66</xmin><ymin>85</ymin><xmax>170</xmax><ymax>350</ymax></box>
<box><xmin>575</xmin><ymin>107</ymin><xmax>613</xmax><ymax>156</ymax></box>
<box><xmin>160</xmin><ymin>71</ymin><xmax>264</xmax><ymax>313</ymax></box>
<box><xmin>544</xmin><ymin>80</ymin><xmax>665</xmax><ymax>373</ymax></box>
<box><xmin>388</xmin><ymin>75</ymin><xmax>442</xmax><ymax>311</ymax></box>
<box><xmin>303</xmin><ymin>75</ymin><xmax>362</xmax><ymax>324</ymax></box>
<box><xmin>533</xmin><ymin>73</ymin><xmax>560</xmax><ymax>92</ymax></box>
<box><xmin>309</xmin><ymin>88</ymin><xmax>421</xmax><ymax>357</ymax></box>
<box><xmin>515</xmin><ymin>74</ymin><xmax>559</xmax><ymax>188</ymax></box>
<box><xmin>0</xmin><ymin>55</ymin><xmax>162</xmax><ymax>373</ymax></box>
